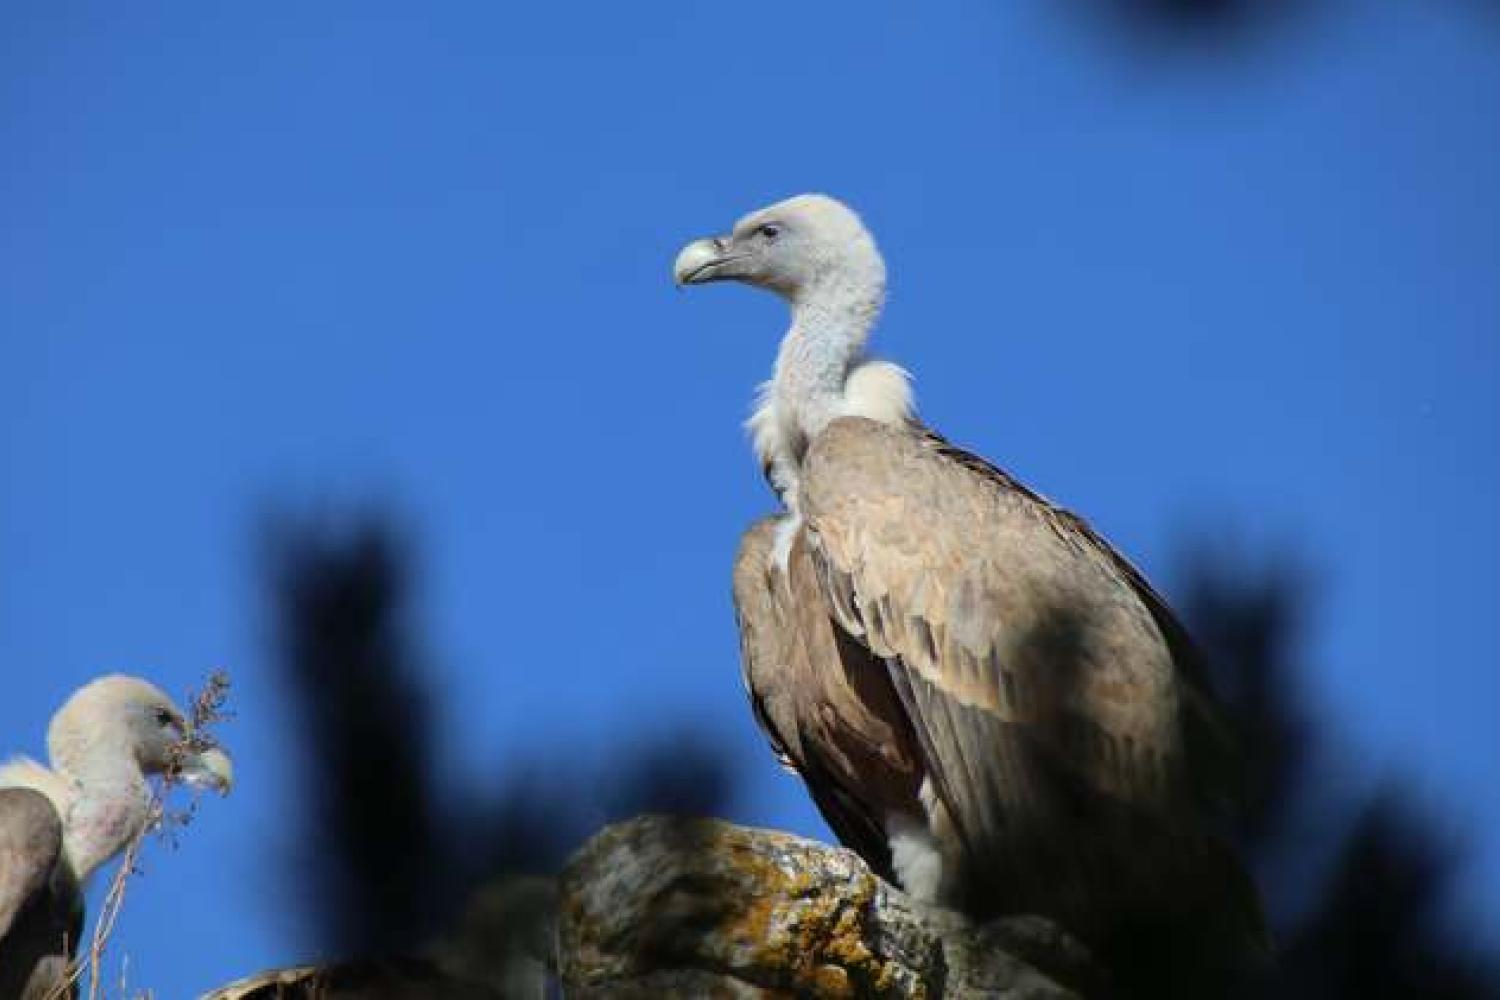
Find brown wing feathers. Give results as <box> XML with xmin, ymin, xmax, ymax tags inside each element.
<box><xmin>0</xmin><ymin>787</ymin><xmax>80</xmax><ymax>1000</ymax></box>
<box><xmin>804</xmin><ymin>418</ymin><xmax>1186</xmax><ymax>823</ymax></box>
<box><xmin>732</xmin><ymin>515</ymin><xmax>925</xmax><ymax>878</ymax></box>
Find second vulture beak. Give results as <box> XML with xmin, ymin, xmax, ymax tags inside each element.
<box><xmin>180</xmin><ymin>746</ymin><xmax>235</xmax><ymax>796</ymax></box>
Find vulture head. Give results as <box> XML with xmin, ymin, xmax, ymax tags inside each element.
<box><xmin>2</xmin><ymin>674</ymin><xmax>233</xmax><ymax>881</ymax></box>
<box><xmin>48</xmin><ymin>675</ymin><xmax>234</xmax><ymax>794</ymax></box>
<box><xmin>674</xmin><ymin>193</ymin><xmax>885</xmax><ymax>304</ymax></box>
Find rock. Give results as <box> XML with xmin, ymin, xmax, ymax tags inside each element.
<box><xmin>558</xmin><ymin>815</ymin><xmax>1096</xmax><ymax>999</ymax></box>
<box><xmin>431</xmin><ymin>874</ymin><xmax>559</xmax><ymax>997</ymax></box>
<box><xmin>202</xmin><ymin>816</ymin><xmax>1100</xmax><ymax>999</ymax></box>
<box><xmin>199</xmin><ymin>958</ymin><xmax>502</xmax><ymax>999</ymax></box>
<box><xmin>199</xmin><ymin>876</ymin><xmax>560</xmax><ymax>1000</ymax></box>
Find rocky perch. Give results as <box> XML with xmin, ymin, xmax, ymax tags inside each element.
<box><xmin>204</xmin><ymin>816</ymin><xmax>1097</xmax><ymax>999</ymax></box>
<box><xmin>561</xmin><ymin>816</ymin><xmax>1093</xmax><ymax>998</ymax></box>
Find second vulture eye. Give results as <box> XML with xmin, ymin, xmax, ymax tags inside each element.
<box><xmin>757</xmin><ymin>223</ymin><xmax>781</xmax><ymax>240</ymax></box>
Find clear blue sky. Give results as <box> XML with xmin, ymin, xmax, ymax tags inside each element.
<box><xmin>2</xmin><ymin>2</ymin><xmax>1496</xmax><ymax>994</ymax></box>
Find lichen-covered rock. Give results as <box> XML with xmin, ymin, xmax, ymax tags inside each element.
<box><xmin>200</xmin><ymin>877</ymin><xmax>558</xmax><ymax>1000</ymax></box>
<box><xmin>199</xmin><ymin>958</ymin><xmax>502</xmax><ymax>999</ymax></box>
<box><xmin>559</xmin><ymin>816</ymin><xmax>1095</xmax><ymax>999</ymax></box>
<box><xmin>203</xmin><ymin>816</ymin><xmax>1099</xmax><ymax>999</ymax></box>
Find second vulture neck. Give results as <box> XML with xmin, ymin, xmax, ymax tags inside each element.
<box><xmin>56</xmin><ymin>746</ymin><xmax>152</xmax><ymax>881</ymax></box>
<box><xmin>774</xmin><ymin>268</ymin><xmax>886</xmax><ymax>447</ymax></box>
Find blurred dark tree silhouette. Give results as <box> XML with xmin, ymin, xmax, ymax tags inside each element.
<box><xmin>264</xmin><ymin>512</ymin><xmax>1497</xmax><ymax>996</ymax></box>
<box><xmin>1064</xmin><ymin>0</ymin><xmax>1498</xmax><ymax>55</ymax></box>
<box><xmin>267</xmin><ymin>519</ymin><xmax>445</xmax><ymax>956</ymax></box>
<box><xmin>1179</xmin><ymin>551</ymin><xmax>1500</xmax><ymax>999</ymax></box>
<box><xmin>1067</xmin><ymin>0</ymin><xmax>1321</xmax><ymax>46</ymax></box>
<box><xmin>264</xmin><ymin>514</ymin><xmax>734</xmax><ymax>960</ymax></box>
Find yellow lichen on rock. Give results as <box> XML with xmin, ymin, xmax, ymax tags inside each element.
<box><xmin>559</xmin><ymin>816</ymin><xmax>1087</xmax><ymax>999</ymax></box>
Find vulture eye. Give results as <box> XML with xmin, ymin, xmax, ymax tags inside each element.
<box><xmin>153</xmin><ymin>707</ymin><xmax>175</xmax><ymax>728</ymax></box>
<box><xmin>757</xmin><ymin>223</ymin><xmax>782</xmax><ymax>240</ymax></box>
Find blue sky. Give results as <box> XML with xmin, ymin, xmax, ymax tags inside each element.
<box><xmin>2</xmin><ymin>1</ymin><xmax>1496</xmax><ymax>994</ymax></box>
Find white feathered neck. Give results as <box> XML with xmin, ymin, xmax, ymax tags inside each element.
<box><xmin>746</xmin><ymin>240</ymin><xmax>915</xmax><ymax>504</ymax></box>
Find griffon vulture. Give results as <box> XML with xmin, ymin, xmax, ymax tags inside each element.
<box><xmin>0</xmin><ymin>675</ymin><xmax>233</xmax><ymax>999</ymax></box>
<box><xmin>675</xmin><ymin>194</ymin><xmax>1265</xmax><ymax>972</ymax></box>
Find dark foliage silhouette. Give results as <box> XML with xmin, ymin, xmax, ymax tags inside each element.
<box><xmin>264</xmin><ymin>515</ymin><xmax>735</xmax><ymax>960</ymax></box>
<box><xmin>267</xmin><ymin>519</ymin><xmax>445</xmax><ymax>956</ymax></box>
<box><xmin>1274</xmin><ymin>793</ymin><xmax>1496</xmax><ymax>999</ymax></box>
<box><xmin>1066</xmin><ymin>0</ymin><xmax>1320</xmax><ymax>46</ymax></box>
<box><xmin>1179</xmin><ymin>552</ymin><xmax>1500</xmax><ymax>999</ymax></box>
<box><xmin>1066</xmin><ymin>0</ymin><xmax>1495</xmax><ymax>55</ymax></box>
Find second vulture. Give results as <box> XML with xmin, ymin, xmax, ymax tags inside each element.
<box><xmin>675</xmin><ymin>194</ymin><xmax>1266</xmax><ymax>979</ymax></box>
<box><xmin>0</xmin><ymin>675</ymin><xmax>233</xmax><ymax>1000</ymax></box>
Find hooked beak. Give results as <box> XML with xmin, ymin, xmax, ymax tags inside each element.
<box><xmin>180</xmin><ymin>745</ymin><xmax>234</xmax><ymax>796</ymax></box>
<box><xmin>673</xmin><ymin>236</ymin><xmax>751</xmax><ymax>287</ymax></box>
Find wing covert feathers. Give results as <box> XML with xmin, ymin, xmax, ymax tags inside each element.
<box><xmin>803</xmin><ymin>417</ymin><xmax>1193</xmax><ymax>822</ymax></box>
<box><xmin>790</xmin><ymin>418</ymin><xmax>1265</xmax><ymax>954</ymax></box>
<box><xmin>733</xmin><ymin>516</ymin><xmax>924</xmax><ymax>876</ymax></box>
<box><xmin>732</xmin><ymin>518</ymin><xmax>802</xmax><ymax>773</ymax></box>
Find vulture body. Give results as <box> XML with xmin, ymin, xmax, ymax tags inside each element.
<box><xmin>0</xmin><ymin>676</ymin><xmax>232</xmax><ymax>999</ymax></box>
<box><xmin>677</xmin><ymin>194</ymin><xmax>1265</xmax><ymax>980</ymax></box>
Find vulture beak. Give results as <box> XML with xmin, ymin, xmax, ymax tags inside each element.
<box><xmin>673</xmin><ymin>236</ymin><xmax>750</xmax><ymax>287</ymax></box>
<box><xmin>180</xmin><ymin>745</ymin><xmax>234</xmax><ymax>796</ymax></box>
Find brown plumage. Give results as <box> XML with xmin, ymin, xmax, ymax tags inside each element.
<box><xmin>681</xmin><ymin>194</ymin><xmax>1266</xmax><ymax>982</ymax></box>
<box><xmin>0</xmin><ymin>788</ymin><xmax>79</xmax><ymax>1000</ymax></box>
<box><xmin>734</xmin><ymin>515</ymin><xmax>923</xmax><ymax>877</ymax></box>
